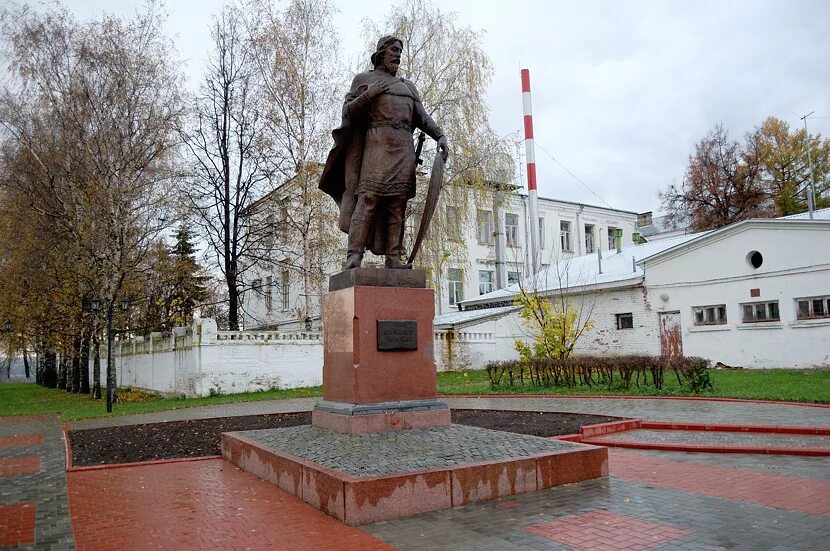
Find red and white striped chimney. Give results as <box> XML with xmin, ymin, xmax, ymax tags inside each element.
<box><xmin>521</xmin><ymin>68</ymin><xmax>541</xmax><ymax>274</ymax></box>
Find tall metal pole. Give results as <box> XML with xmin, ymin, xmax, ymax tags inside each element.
<box><xmin>521</xmin><ymin>69</ymin><xmax>541</xmax><ymax>274</ymax></box>
<box><xmin>106</xmin><ymin>303</ymin><xmax>114</xmax><ymax>413</ymax></box>
<box><xmin>801</xmin><ymin>111</ymin><xmax>816</xmax><ymax>220</ymax></box>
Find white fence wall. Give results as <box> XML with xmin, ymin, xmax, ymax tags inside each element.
<box><xmin>92</xmin><ymin>319</ymin><xmax>324</xmax><ymax>397</ymax></box>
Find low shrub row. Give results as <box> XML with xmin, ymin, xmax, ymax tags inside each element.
<box><xmin>485</xmin><ymin>355</ymin><xmax>713</xmax><ymax>393</ymax></box>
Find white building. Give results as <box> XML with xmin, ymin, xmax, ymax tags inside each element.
<box><xmin>448</xmin><ymin>209</ymin><xmax>830</xmax><ymax>369</ymax></box>
<box><xmin>242</xmin><ymin>177</ymin><xmax>640</xmax><ymax>329</ymax></box>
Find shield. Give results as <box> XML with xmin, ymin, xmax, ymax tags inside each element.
<box><xmin>408</xmin><ymin>152</ymin><xmax>444</xmax><ymax>265</ymax></box>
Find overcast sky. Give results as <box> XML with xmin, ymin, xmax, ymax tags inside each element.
<box><xmin>22</xmin><ymin>0</ymin><xmax>830</xmax><ymax>215</ymax></box>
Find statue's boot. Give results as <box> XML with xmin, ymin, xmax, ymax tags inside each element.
<box><xmin>346</xmin><ymin>214</ymin><xmax>369</xmax><ymax>269</ymax></box>
<box><xmin>384</xmin><ymin>198</ymin><xmax>412</xmax><ymax>270</ymax></box>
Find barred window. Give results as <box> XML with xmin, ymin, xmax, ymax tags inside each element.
<box><xmin>796</xmin><ymin>296</ymin><xmax>830</xmax><ymax>320</ymax></box>
<box><xmin>693</xmin><ymin>304</ymin><xmax>727</xmax><ymax>326</ymax></box>
<box><xmin>616</xmin><ymin>313</ymin><xmax>633</xmax><ymax>330</ymax></box>
<box><xmin>741</xmin><ymin>301</ymin><xmax>779</xmax><ymax>323</ymax></box>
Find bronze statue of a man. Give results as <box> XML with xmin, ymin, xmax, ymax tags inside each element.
<box><xmin>319</xmin><ymin>35</ymin><xmax>449</xmax><ymax>269</ymax></box>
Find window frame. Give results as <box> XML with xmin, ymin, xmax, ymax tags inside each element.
<box><xmin>615</xmin><ymin>312</ymin><xmax>634</xmax><ymax>330</ymax></box>
<box><xmin>447</xmin><ymin>268</ymin><xmax>464</xmax><ymax>305</ymax></box>
<box><xmin>692</xmin><ymin>304</ymin><xmax>727</xmax><ymax>326</ymax></box>
<box><xmin>560</xmin><ymin>221</ymin><xmax>572</xmax><ymax>252</ymax></box>
<box><xmin>740</xmin><ymin>300</ymin><xmax>780</xmax><ymax>323</ymax></box>
<box><xmin>477</xmin><ymin>209</ymin><xmax>494</xmax><ymax>246</ymax></box>
<box><xmin>264</xmin><ymin>276</ymin><xmax>273</xmax><ymax>314</ymax></box>
<box><xmin>795</xmin><ymin>295</ymin><xmax>830</xmax><ymax>320</ymax></box>
<box><xmin>607</xmin><ymin>227</ymin><xmax>618</xmax><ymax>251</ymax></box>
<box><xmin>505</xmin><ymin>212</ymin><xmax>519</xmax><ymax>247</ymax></box>
<box><xmin>585</xmin><ymin>224</ymin><xmax>595</xmax><ymax>253</ymax></box>
<box><xmin>478</xmin><ymin>270</ymin><xmax>494</xmax><ymax>295</ymax></box>
<box><xmin>446</xmin><ymin>205</ymin><xmax>462</xmax><ymax>242</ymax></box>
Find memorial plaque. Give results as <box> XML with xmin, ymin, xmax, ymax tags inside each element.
<box><xmin>377</xmin><ymin>320</ymin><xmax>418</xmax><ymax>351</ymax></box>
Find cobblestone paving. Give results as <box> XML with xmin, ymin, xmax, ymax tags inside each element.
<box><xmin>240</xmin><ymin>424</ymin><xmax>575</xmax><ymax>477</ymax></box>
<box><xmin>68</xmin><ymin>395</ymin><xmax>830</xmax><ymax>430</ymax></box>
<box><xmin>444</xmin><ymin>397</ymin><xmax>830</xmax><ymax>427</ymax></box>
<box><xmin>0</xmin><ymin>416</ymin><xmax>75</xmax><ymax>550</ymax></box>
<box><xmin>364</xmin><ymin>451</ymin><xmax>830</xmax><ymax>550</ymax></box>
<box><xmin>623</xmin><ymin>448</ymin><xmax>830</xmax><ymax>480</ymax></box>
<box><xmin>586</xmin><ymin>428</ymin><xmax>830</xmax><ymax>449</ymax></box>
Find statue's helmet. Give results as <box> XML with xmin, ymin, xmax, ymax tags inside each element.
<box><xmin>371</xmin><ymin>35</ymin><xmax>403</xmax><ymax>68</ymax></box>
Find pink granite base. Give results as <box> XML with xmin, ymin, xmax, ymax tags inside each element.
<box><xmin>311</xmin><ymin>408</ymin><xmax>451</xmax><ymax>434</ymax></box>
<box><xmin>221</xmin><ymin>430</ymin><xmax>608</xmax><ymax>525</ymax></box>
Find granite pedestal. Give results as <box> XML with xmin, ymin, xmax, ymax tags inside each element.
<box><xmin>222</xmin><ymin>268</ymin><xmax>608</xmax><ymax>525</ymax></box>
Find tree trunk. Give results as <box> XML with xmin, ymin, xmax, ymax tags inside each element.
<box><xmin>23</xmin><ymin>349</ymin><xmax>30</xmax><ymax>379</ymax></box>
<box><xmin>92</xmin><ymin>328</ymin><xmax>101</xmax><ymax>399</ymax></box>
<box><xmin>80</xmin><ymin>333</ymin><xmax>90</xmax><ymax>394</ymax></box>
<box><xmin>70</xmin><ymin>334</ymin><xmax>81</xmax><ymax>393</ymax></box>
<box><xmin>57</xmin><ymin>354</ymin><xmax>67</xmax><ymax>390</ymax></box>
<box><xmin>35</xmin><ymin>349</ymin><xmax>42</xmax><ymax>385</ymax></box>
<box><xmin>43</xmin><ymin>350</ymin><xmax>58</xmax><ymax>388</ymax></box>
<box><xmin>227</xmin><ymin>275</ymin><xmax>239</xmax><ymax>330</ymax></box>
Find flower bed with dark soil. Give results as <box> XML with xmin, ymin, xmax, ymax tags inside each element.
<box><xmin>67</xmin><ymin>409</ymin><xmax>620</xmax><ymax>467</ymax></box>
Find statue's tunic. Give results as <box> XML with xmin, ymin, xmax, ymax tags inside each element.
<box><xmin>319</xmin><ymin>69</ymin><xmax>443</xmax><ymax>254</ymax></box>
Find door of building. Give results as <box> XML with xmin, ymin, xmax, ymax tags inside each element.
<box><xmin>659</xmin><ymin>311</ymin><xmax>683</xmax><ymax>359</ymax></box>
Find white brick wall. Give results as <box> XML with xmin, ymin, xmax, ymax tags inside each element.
<box><xmin>573</xmin><ymin>286</ymin><xmax>660</xmax><ymax>356</ymax></box>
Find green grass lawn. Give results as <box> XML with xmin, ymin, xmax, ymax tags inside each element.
<box><xmin>0</xmin><ymin>383</ymin><xmax>322</xmax><ymax>421</ymax></box>
<box><xmin>437</xmin><ymin>368</ymin><xmax>830</xmax><ymax>403</ymax></box>
<box><xmin>1</xmin><ymin>368</ymin><xmax>827</xmax><ymax>421</ymax></box>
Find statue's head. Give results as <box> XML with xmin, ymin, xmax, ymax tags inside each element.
<box><xmin>371</xmin><ymin>35</ymin><xmax>403</xmax><ymax>75</ymax></box>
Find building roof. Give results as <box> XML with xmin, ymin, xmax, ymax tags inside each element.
<box><xmin>636</xmin><ymin>216</ymin><xmax>830</xmax><ymax>266</ymax></box>
<box><xmin>433</xmin><ymin>305</ymin><xmax>520</xmax><ymax>330</ymax></box>
<box><xmin>459</xmin><ymin>232</ymin><xmax>705</xmax><ymax>308</ymax></box>
<box><xmin>637</xmin><ymin>214</ymin><xmax>690</xmax><ymax>238</ymax></box>
<box><xmin>780</xmin><ymin>207</ymin><xmax>830</xmax><ymax>220</ymax></box>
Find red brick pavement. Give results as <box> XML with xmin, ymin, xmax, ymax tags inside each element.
<box><xmin>0</xmin><ymin>455</ymin><xmax>41</xmax><ymax>477</ymax></box>
<box><xmin>609</xmin><ymin>449</ymin><xmax>830</xmax><ymax>517</ymax></box>
<box><xmin>526</xmin><ymin>510</ymin><xmax>690</xmax><ymax>551</ymax></box>
<box><xmin>67</xmin><ymin>458</ymin><xmax>397</xmax><ymax>551</ymax></box>
<box><xmin>0</xmin><ymin>434</ymin><xmax>43</xmax><ymax>449</ymax></box>
<box><xmin>0</xmin><ymin>502</ymin><xmax>36</xmax><ymax>547</ymax></box>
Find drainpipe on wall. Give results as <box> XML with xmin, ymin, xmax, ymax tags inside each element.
<box><xmin>521</xmin><ymin>195</ymin><xmax>530</xmax><ymax>276</ymax></box>
<box><xmin>494</xmin><ymin>190</ymin><xmax>507</xmax><ymax>289</ymax></box>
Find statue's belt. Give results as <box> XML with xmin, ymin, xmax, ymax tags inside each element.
<box><xmin>369</xmin><ymin>120</ymin><xmax>413</xmax><ymax>132</ymax></box>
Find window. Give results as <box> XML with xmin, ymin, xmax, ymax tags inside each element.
<box><xmin>264</xmin><ymin>276</ymin><xmax>273</xmax><ymax>314</ymax></box>
<box><xmin>505</xmin><ymin>213</ymin><xmax>519</xmax><ymax>247</ymax></box>
<box><xmin>281</xmin><ymin>270</ymin><xmax>290</xmax><ymax>311</ymax></box>
<box><xmin>447</xmin><ymin>206</ymin><xmax>462</xmax><ymax>241</ymax></box>
<box><xmin>448</xmin><ymin>268</ymin><xmax>464</xmax><ymax>305</ymax></box>
<box><xmin>538</xmin><ymin>217</ymin><xmax>545</xmax><ymax>248</ymax></box>
<box><xmin>616</xmin><ymin>313</ymin><xmax>633</xmax><ymax>330</ymax></box>
<box><xmin>507</xmin><ymin>271</ymin><xmax>521</xmax><ymax>285</ymax></box>
<box><xmin>477</xmin><ymin>209</ymin><xmax>494</xmax><ymax>245</ymax></box>
<box><xmin>585</xmin><ymin>224</ymin><xmax>595</xmax><ymax>253</ymax></box>
<box><xmin>693</xmin><ymin>304</ymin><xmax>727</xmax><ymax>326</ymax></box>
<box><xmin>741</xmin><ymin>301</ymin><xmax>779</xmax><ymax>323</ymax></box>
<box><xmin>796</xmin><ymin>296</ymin><xmax>830</xmax><ymax>320</ymax></box>
<box><xmin>478</xmin><ymin>270</ymin><xmax>494</xmax><ymax>295</ymax></box>
<box><xmin>607</xmin><ymin>227</ymin><xmax>618</xmax><ymax>250</ymax></box>
<box><xmin>560</xmin><ymin>221</ymin><xmax>572</xmax><ymax>251</ymax></box>
<box><xmin>251</xmin><ymin>278</ymin><xmax>262</xmax><ymax>295</ymax></box>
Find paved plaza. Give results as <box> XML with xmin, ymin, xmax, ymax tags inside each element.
<box><xmin>2</xmin><ymin>396</ymin><xmax>829</xmax><ymax>550</ymax></box>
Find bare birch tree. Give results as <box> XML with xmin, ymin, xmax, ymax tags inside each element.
<box><xmin>179</xmin><ymin>5</ymin><xmax>270</xmax><ymax>330</ymax></box>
